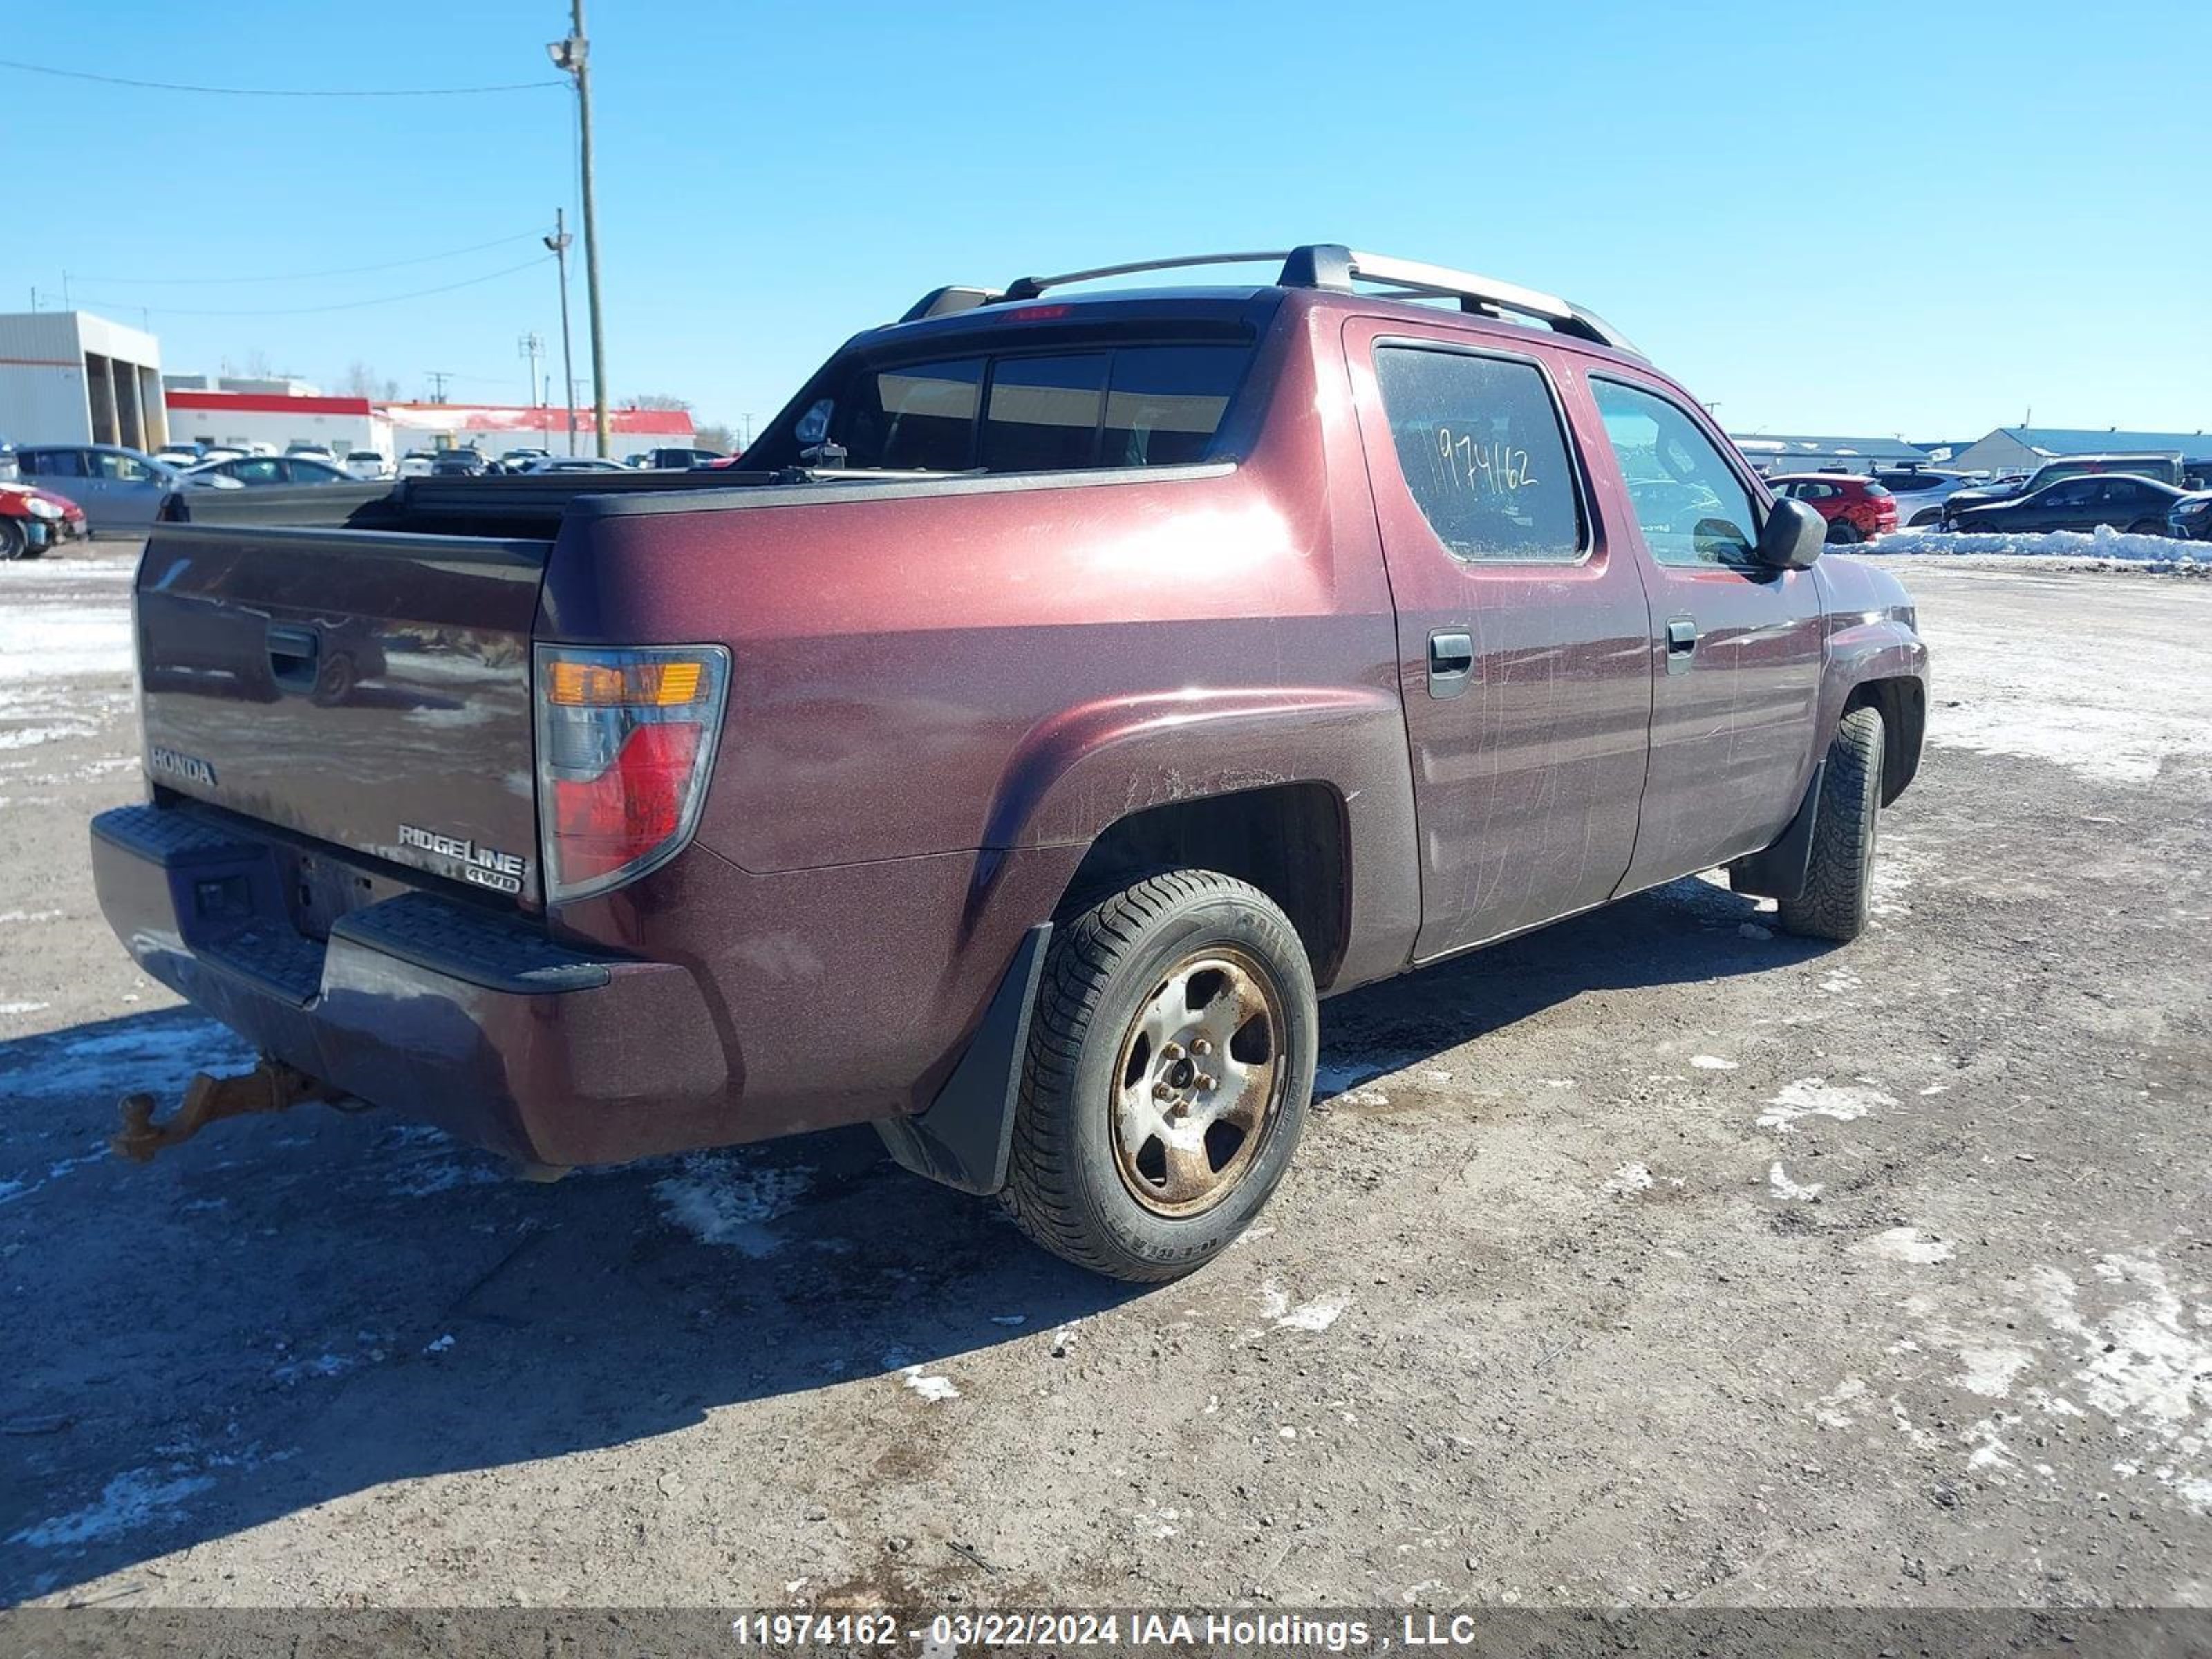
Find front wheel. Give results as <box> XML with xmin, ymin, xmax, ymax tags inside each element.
<box><xmin>1002</xmin><ymin>869</ymin><xmax>1317</xmax><ymax>1282</ymax></box>
<box><xmin>1778</xmin><ymin>705</ymin><xmax>1884</xmax><ymax>943</ymax></box>
<box><xmin>0</xmin><ymin>519</ymin><xmax>29</xmax><ymax>561</ymax></box>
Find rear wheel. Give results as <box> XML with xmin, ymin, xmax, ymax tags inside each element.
<box><xmin>1825</xmin><ymin>520</ymin><xmax>1862</xmax><ymax>545</ymax></box>
<box><xmin>1002</xmin><ymin>869</ymin><xmax>1316</xmax><ymax>1282</ymax></box>
<box><xmin>1777</xmin><ymin>706</ymin><xmax>1884</xmax><ymax>944</ymax></box>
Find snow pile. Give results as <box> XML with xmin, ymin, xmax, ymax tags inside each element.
<box><xmin>1876</xmin><ymin>524</ymin><xmax>2198</xmax><ymax>563</ymax></box>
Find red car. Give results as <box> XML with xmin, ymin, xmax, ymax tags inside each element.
<box><xmin>1</xmin><ymin>481</ymin><xmax>84</xmax><ymax>559</ymax></box>
<box><xmin>1766</xmin><ymin>473</ymin><xmax>1897</xmax><ymax>543</ymax></box>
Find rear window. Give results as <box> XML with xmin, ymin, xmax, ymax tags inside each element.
<box><xmin>1862</xmin><ymin>481</ymin><xmax>1891</xmax><ymax>497</ymax></box>
<box><xmin>817</xmin><ymin>344</ymin><xmax>1248</xmax><ymax>474</ymax></box>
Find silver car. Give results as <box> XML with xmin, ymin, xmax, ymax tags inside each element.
<box><xmin>9</xmin><ymin>444</ymin><xmax>186</xmax><ymax>536</ymax></box>
<box><xmin>1871</xmin><ymin>468</ymin><xmax>1981</xmax><ymax>529</ymax></box>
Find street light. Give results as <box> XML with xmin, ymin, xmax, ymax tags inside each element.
<box><xmin>547</xmin><ymin>2</ymin><xmax>609</xmax><ymax>457</ymax></box>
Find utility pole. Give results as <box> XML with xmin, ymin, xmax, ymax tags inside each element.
<box><xmin>550</xmin><ymin>3</ymin><xmax>609</xmax><ymax>457</ymax></box>
<box><xmin>426</xmin><ymin>370</ymin><xmax>453</xmax><ymax>404</ymax></box>
<box><xmin>518</xmin><ymin>332</ymin><xmax>545</xmax><ymax>409</ymax></box>
<box><xmin>543</xmin><ymin>209</ymin><xmax>579</xmax><ymax>456</ymax></box>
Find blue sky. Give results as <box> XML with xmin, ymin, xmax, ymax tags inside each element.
<box><xmin>5</xmin><ymin>1</ymin><xmax>2206</xmax><ymax>442</ymax></box>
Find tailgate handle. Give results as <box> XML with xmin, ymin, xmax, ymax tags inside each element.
<box><xmin>266</xmin><ymin>624</ymin><xmax>320</xmax><ymax>690</ymax></box>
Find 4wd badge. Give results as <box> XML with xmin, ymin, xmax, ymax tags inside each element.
<box><xmin>397</xmin><ymin>823</ymin><xmax>528</xmax><ymax>894</ymax></box>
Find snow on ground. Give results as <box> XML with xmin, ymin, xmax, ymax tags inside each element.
<box><xmin>0</xmin><ymin>601</ymin><xmax>133</xmax><ymax>684</ymax></box>
<box><xmin>1901</xmin><ymin>566</ymin><xmax>2212</xmax><ymax>783</ymax></box>
<box><xmin>1878</xmin><ymin>525</ymin><xmax>2201</xmax><ymax>564</ymax></box>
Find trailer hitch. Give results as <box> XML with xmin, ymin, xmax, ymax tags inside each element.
<box><xmin>112</xmin><ymin>1056</ymin><xmax>346</xmax><ymax>1163</ymax></box>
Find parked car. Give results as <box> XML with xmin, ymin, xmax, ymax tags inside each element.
<box><xmin>1948</xmin><ymin>473</ymin><xmax>2186</xmax><ymax>536</ymax></box>
<box><xmin>10</xmin><ymin>444</ymin><xmax>185</xmax><ymax>536</ymax></box>
<box><xmin>0</xmin><ymin>480</ymin><xmax>73</xmax><ymax>559</ymax></box>
<box><xmin>397</xmin><ymin>450</ymin><xmax>440</xmax><ymax>478</ymax></box>
<box><xmin>284</xmin><ymin>443</ymin><xmax>340</xmax><ymax>465</ymax></box>
<box><xmin>428</xmin><ymin>449</ymin><xmax>489</xmax><ymax>477</ymax></box>
<box><xmin>1942</xmin><ymin>452</ymin><xmax>2188</xmax><ymax>523</ymax></box>
<box><xmin>198</xmin><ymin>446</ymin><xmax>250</xmax><ymax>466</ymax></box>
<box><xmin>1871</xmin><ymin>467</ymin><xmax>1980</xmax><ymax>528</ymax></box>
<box><xmin>183</xmin><ymin>454</ymin><xmax>351</xmax><ymax>488</ymax></box>
<box><xmin>494</xmin><ymin>447</ymin><xmax>552</xmax><ymax>475</ymax></box>
<box><xmin>90</xmin><ymin>243</ymin><xmax>1927</xmax><ymax>1282</ymax></box>
<box><xmin>342</xmin><ymin>451</ymin><xmax>395</xmax><ymax>482</ymax></box>
<box><xmin>1767</xmin><ymin>473</ymin><xmax>1898</xmax><ymax>543</ymax></box>
<box><xmin>154</xmin><ymin>443</ymin><xmax>208</xmax><ymax>469</ymax></box>
<box><xmin>2166</xmin><ymin>490</ymin><xmax>2212</xmax><ymax>541</ymax></box>
<box><xmin>642</xmin><ymin>446</ymin><xmax>725</xmax><ymax>469</ymax></box>
<box><xmin>518</xmin><ymin>456</ymin><xmax>632</xmax><ymax>474</ymax></box>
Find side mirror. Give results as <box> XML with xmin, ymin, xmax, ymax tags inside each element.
<box><xmin>1755</xmin><ymin>495</ymin><xmax>1826</xmax><ymax>570</ymax></box>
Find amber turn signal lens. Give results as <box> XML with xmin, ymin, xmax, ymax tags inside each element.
<box><xmin>547</xmin><ymin>658</ymin><xmax>706</xmax><ymax>707</ymax></box>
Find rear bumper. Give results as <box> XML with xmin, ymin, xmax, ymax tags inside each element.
<box><xmin>90</xmin><ymin>803</ymin><xmax>729</xmax><ymax>1167</ymax></box>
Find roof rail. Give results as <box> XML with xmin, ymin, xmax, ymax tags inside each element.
<box><xmin>912</xmin><ymin>245</ymin><xmax>1639</xmax><ymax>355</ymax></box>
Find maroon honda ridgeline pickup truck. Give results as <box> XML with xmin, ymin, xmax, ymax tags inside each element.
<box><xmin>93</xmin><ymin>245</ymin><xmax>1927</xmax><ymax>1281</ymax></box>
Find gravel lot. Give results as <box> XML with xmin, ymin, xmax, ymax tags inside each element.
<box><xmin>2</xmin><ymin>547</ymin><xmax>2207</xmax><ymax>1613</ymax></box>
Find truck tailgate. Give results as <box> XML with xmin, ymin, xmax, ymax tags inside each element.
<box><xmin>135</xmin><ymin>523</ymin><xmax>552</xmax><ymax>906</ymax></box>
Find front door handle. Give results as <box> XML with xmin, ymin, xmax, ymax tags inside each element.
<box><xmin>1427</xmin><ymin>628</ymin><xmax>1474</xmax><ymax>700</ymax></box>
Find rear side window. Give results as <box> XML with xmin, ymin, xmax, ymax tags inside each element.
<box><xmin>27</xmin><ymin>449</ymin><xmax>87</xmax><ymax>478</ymax></box>
<box><xmin>827</xmin><ymin>344</ymin><xmax>1247</xmax><ymax>474</ymax></box>
<box><xmin>1372</xmin><ymin>346</ymin><xmax>1585</xmax><ymax>562</ymax></box>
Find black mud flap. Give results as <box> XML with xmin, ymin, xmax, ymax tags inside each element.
<box><xmin>874</xmin><ymin>924</ymin><xmax>1051</xmax><ymax>1196</ymax></box>
<box><xmin>1727</xmin><ymin>761</ymin><xmax>1824</xmax><ymax>902</ymax></box>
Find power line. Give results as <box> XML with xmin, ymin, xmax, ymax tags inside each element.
<box><xmin>69</xmin><ymin>230</ymin><xmax>550</xmax><ymax>287</ymax></box>
<box><xmin>0</xmin><ymin>55</ymin><xmax>563</xmax><ymax>97</ymax></box>
<box><xmin>71</xmin><ymin>255</ymin><xmax>555</xmax><ymax>318</ymax></box>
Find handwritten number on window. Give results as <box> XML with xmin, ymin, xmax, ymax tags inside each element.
<box><xmin>1433</xmin><ymin>425</ymin><xmax>1537</xmax><ymax>497</ymax></box>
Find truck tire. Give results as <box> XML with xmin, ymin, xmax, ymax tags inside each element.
<box><xmin>1002</xmin><ymin>869</ymin><xmax>1317</xmax><ymax>1282</ymax></box>
<box><xmin>1777</xmin><ymin>705</ymin><xmax>1884</xmax><ymax>944</ymax></box>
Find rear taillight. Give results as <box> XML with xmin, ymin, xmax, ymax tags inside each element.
<box><xmin>534</xmin><ymin>644</ymin><xmax>730</xmax><ymax>903</ymax></box>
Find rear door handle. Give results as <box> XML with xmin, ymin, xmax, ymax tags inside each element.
<box><xmin>1665</xmin><ymin>616</ymin><xmax>1700</xmax><ymax>677</ymax></box>
<box><xmin>1427</xmin><ymin>628</ymin><xmax>1474</xmax><ymax>700</ymax></box>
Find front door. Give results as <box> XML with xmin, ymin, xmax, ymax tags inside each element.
<box><xmin>1580</xmin><ymin>374</ymin><xmax>1827</xmax><ymax>890</ymax></box>
<box><xmin>1346</xmin><ymin>319</ymin><xmax>1655</xmax><ymax>962</ymax></box>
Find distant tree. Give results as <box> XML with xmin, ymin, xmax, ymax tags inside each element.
<box><xmin>342</xmin><ymin>361</ymin><xmax>384</xmax><ymax>399</ymax></box>
<box><xmin>631</xmin><ymin>393</ymin><xmax>693</xmax><ymax>412</ymax></box>
<box><xmin>693</xmin><ymin>422</ymin><xmax>733</xmax><ymax>453</ymax></box>
<box><xmin>382</xmin><ymin>378</ymin><xmax>402</xmax><ymax>403</ymax></box>
<box><xmin>241</xmin><ymin>348</ymin><xmax>274</xmax><ymax>378</ymax></box>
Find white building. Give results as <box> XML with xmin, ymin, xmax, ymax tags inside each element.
<box><xmin>1941</xmin><ymin>426</ymin><xmax>2212</xmax><ymax>478</ymax></box>
<box><xmin>0</xmin><ymin>310</ymin><xmax>167</xmax><ymax>449</ymax></box>
<box><xmin>382</xmin><ymin>402</ymin><xmax>695</xmax><ymax>458</ymax></box>
<box><xmin>163</xmin><ymin>389</ymin><xmax>387</xmax><ymax>458</ymax></box>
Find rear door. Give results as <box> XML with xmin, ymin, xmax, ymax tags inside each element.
<box><xmin>1580</xmin><ymin>373</ymin><xmax>1827</xmax><ymax>890</ymax></box>
<box><xmin>1345</xmin><ymin>318</ymin><xmax>1655</xmax><ymax>961</ymax></box>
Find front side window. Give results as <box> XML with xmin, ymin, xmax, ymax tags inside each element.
<box><xmin>1373</xmin><ymin>346</ymin><xmax>1584</xmax><ymax>562</ymax></box>
<box><xmin>93</xmin><ymin>451</ymin><xmax>153</xmax><ymax>482</ymax></box>
<box><xmin>2040</xmin><ymin>480</ymin><xmax>2094</xmax><ymax>507</ymax></box>
<box><xmin>1590</xmin><ymin>379</ymin><xmax>1760</xmax><ymax>568</ymax></box>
